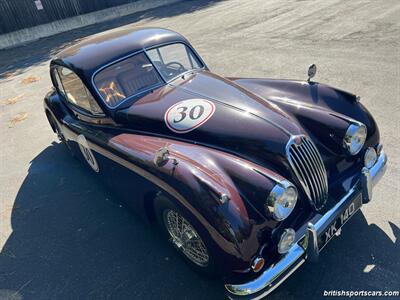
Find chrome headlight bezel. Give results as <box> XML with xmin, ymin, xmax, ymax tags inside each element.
<box><xmin>343</xmin><ymin>123</ymin><xmax>367</xmax><ymax>155</ymax></box>
<box><xmin>364</xmin><ymin>147</ymin><xmax>377</xmax><ymax>168</ymax></box>
<box><xmin>266</xmin><ymin>180</ymin><xmax>298</xmax><ymax>221</ymax></box>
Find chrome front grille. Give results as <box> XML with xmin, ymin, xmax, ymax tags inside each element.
<box><xmin>286</xmin><ymin>135</ymin><xmax>328</xmax><ymax>211</ymax></box>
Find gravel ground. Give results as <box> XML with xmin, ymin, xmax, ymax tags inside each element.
<box><xmin>0</xmin><ymin>0</ymin><xmax>399</xmax><ymax>299</ymax></box>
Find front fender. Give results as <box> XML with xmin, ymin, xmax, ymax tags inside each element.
<box><xmin>232</xmin><ymin>78</ymin><xmax>380</xmax><ymax>148</ymax></box>
<box><xmin>106</xmin><ymin>133</ymin><xmax>284</xmax><ymax>275</ymax></box>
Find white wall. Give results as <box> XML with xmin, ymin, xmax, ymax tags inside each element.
<box><xmin>0</xmin><ymin>0</ymin><xmax>181</xmax><ymax>50</ymax></box>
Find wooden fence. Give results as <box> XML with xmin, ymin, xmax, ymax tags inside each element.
<box><xmin>0</xmin><ymin>0</ymin><xmax>142</xmax><ymax>34</ymax></box>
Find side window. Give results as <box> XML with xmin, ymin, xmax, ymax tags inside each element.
<box><xmin>150</xmin><ymin>43</ymin><xmax>201</xmax><ymax>70</ymax></box>
<box><xmin>146</xmin><ymin>43</ymin><xmax>203</xmax><ymax>81</ymax></box>
<box><xmin>57</xmin><ymin>67</ymin><xmax>104</xmax><ymax>116</ymax></box>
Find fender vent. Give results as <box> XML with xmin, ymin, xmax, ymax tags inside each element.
<box><xmin>287</xmin><ymin>135</ymin><xmax>328</xmax><ymax>211</ymax></box>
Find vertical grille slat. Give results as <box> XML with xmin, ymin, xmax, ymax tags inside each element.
<box><xmin>291</xmin><ymin>147</ymin><xmax>319</xmax><ymax>200</ymax></box>
<box><xmin>291</xmin><ymin>150</ymin><xmax>315</xmax><ymax>196</ymax></box>
<box><xmin>296</xmin><ymin>145</ymin><xmax>323</xmax><ymax>199</ymax></box>
<box><xmin>303</xmin><ymin>138</ymin><xmax>328</xmax><ymax>188</ymax></box>
<box><xmin>301</xmin><ymin>140</ymin><xmax>326</xmax><ymax>197</ymax></box>
<box><xmin>287</xmin><ymin>136</ymin><xmax>328</xmax><ymax>211</ymax></box>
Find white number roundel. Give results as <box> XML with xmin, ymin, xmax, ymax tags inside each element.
<box><xmin>164</xmin><ymin>99</ymin><xmax>216</xmax><ymax>133</ymax></box>
<box><xmin>77</xmin><ymin>134</ymin><xmax>99</xmax><ymax>172</ymax></box>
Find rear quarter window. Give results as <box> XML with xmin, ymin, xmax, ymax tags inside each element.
<box><xmin>57</xmin><ymin>67</ymin><xmax>104</xmax><ymax>116</ymax></box>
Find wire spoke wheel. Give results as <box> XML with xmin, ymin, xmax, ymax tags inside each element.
<box><xmin>163</xmin><ymin>209</ymin><xmax>209</xmax><ymax>267</ymax></box>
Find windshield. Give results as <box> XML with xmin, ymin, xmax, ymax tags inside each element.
<box><xmin>94</xmin><ymin>52</ymin><xmax>163</xmax><ymax>108</ymax></box>
<box><xmin>146</xmin><ymin>43</ymin><xmax>203</xmax><ymax>81</ymax></box>
<box><xmin>93</xmin><ymin>43</ymin><xmax>203</xmax><ymax>108</ymax></box>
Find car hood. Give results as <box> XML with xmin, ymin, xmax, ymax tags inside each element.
<box><xmin>114</xmin><ymin>71</ymin><xmax>357</xmax><ymax>176</ymax></box>
<box><xmin>115</xmin><ymin>71</ymin><xmax>308</xmax><ymax>172</ymax></box>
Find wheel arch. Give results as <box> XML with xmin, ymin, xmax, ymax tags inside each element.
<box><xmin>108</xmin><ymin>133</ymin><xmax>282</xmax><ymax>275</ymax></box>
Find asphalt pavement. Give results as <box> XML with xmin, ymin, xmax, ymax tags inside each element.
<box><xmin>0</xmin><ymin>0</ymin><xmax>399</xmax><ymax>299</ymax></box>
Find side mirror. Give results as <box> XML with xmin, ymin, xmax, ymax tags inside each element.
<box><xmin>307</xmin><ymin>64</ymin><xmax>317</xmax><ymax>82</ymax></box>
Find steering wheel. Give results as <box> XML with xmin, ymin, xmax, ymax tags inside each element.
<box><xmin>165</xmin><ymin>61</ymin><xmax>186</xmax><ymax>72</ymax></box>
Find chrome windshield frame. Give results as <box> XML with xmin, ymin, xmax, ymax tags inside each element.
<box><xmin>90</xmin><ymin>41</ymin><xmax>207</xmax><ymax>110</ymax></box>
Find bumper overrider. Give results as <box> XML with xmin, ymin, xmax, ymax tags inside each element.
<box><xmin>225</xmin><ymin>150</ymin><xmax>387</xmax><ymax>300</ymax></box>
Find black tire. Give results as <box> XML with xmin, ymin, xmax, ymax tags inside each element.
<box><xmin>154</xmin><ymin>194</ymin><xmax>216</xmax><ymax>275</ymax></box>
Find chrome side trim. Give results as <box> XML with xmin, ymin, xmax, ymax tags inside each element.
<box><xmin>225</xmin><ymin>150</ymin><xmax>387</xmax><ymax>298</ymax></box>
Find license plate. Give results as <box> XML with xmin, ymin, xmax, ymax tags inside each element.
<box><xmin>318</xmin><ymin>193</ymin><xmax>362</xmax><ymax>250</ymax></box>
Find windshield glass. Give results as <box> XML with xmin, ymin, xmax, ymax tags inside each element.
<box><xmin>94</xmin><ymin>52</ymin><xmax>163</xmax><ymax>108</ymax></box>
<box><xmin>146</xmin><ymin>43</ymin><xmax>203</xmax><ymax>81</ymax></box>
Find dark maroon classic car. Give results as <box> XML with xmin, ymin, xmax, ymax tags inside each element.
<box><xmin>44</xmin><ymin>28</ymin><xmax>387</xmax><ymax>299</ymax></box>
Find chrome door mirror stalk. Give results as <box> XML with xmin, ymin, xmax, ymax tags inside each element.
<box><xmin>307</xmin><ymin>64</ymin><xmax>317</xmax><ymax>82</ymax></box>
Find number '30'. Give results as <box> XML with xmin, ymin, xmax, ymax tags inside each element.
<box><xmin>173</xmin><ymin>105</ymin><xmax>205</xmax><ymax>123</ymax></box>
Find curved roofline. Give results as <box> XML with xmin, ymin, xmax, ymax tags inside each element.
<box><xmin>52</xmin><ymin>27</ymin><xmax>191</xmax><ymax>78</ymax></box>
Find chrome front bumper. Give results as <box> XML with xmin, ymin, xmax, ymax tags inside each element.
<box><xmin>225</xmin><ymin>150</ymin><xmax>387</xmax><ymax>300</ymax></box>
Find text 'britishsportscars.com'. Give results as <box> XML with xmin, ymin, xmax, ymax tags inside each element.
<box><xmin>323</xmin><ymin>290</ymin><xmax>400</xmax><ymax>297</ymax></box>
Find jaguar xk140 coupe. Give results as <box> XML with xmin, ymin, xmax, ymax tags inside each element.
<box><xmin>44</xmin><ymin>28</ymin><xmax>387</xmax><ymax>299</ymax></box>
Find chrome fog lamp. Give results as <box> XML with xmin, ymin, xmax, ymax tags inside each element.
<box><xmin>364</xmin><ymin>147</ymin><xmax>377</xmax><ymax>169</ymax></box>
<box><xmin>278</xmin><ymin>228</ymin><xmax>296</xmax><ymax>254</ymax></box>
<box><xmin>343</xmin><ymin>123</ymin><xmax>367</xmax><ymax>155</ymax></box>
<box><xmin>266</xmin><ymin>181</ymin><xmax>298</xmax><ymax>221</ymax></box>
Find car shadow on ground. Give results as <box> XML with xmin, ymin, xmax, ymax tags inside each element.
<box><xmin>0</xmin><ymin>142</ymin><xmax>398</xmax><ymax>300</ymax></box>
<box><xmin>0</xmin><ymin>142</ymin><xmax>224</xmax><ymax>300</ymax></box>
<box><xmin>0</xmin><ymin>0</ymin><xmax>221</xmax><ymax>80</ymax></box>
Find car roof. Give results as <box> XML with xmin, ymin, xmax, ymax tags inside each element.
<box><xmin>53</xmin><ymin>27</ymin><xmax>190</xmax><ymax>79</ymax></box>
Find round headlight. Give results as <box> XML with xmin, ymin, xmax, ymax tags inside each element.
<box><xmin>364</xmin><ymin>147</ymin><xmax>377</xmax><ymax>168</ymax></box>
<box><xmin>343</xmin><ymin>123</ymin><xmax>367</xmax><ymax>155</ymax></box>
<box><xmin>278</xmin><ymin>228</ymin><xmax>296</xmax><ymax>254</ymax></box>
<box><xmin>266</xmin><ymin>181</ymin><xmax>298</xmax><ymax>221</ymax></box>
